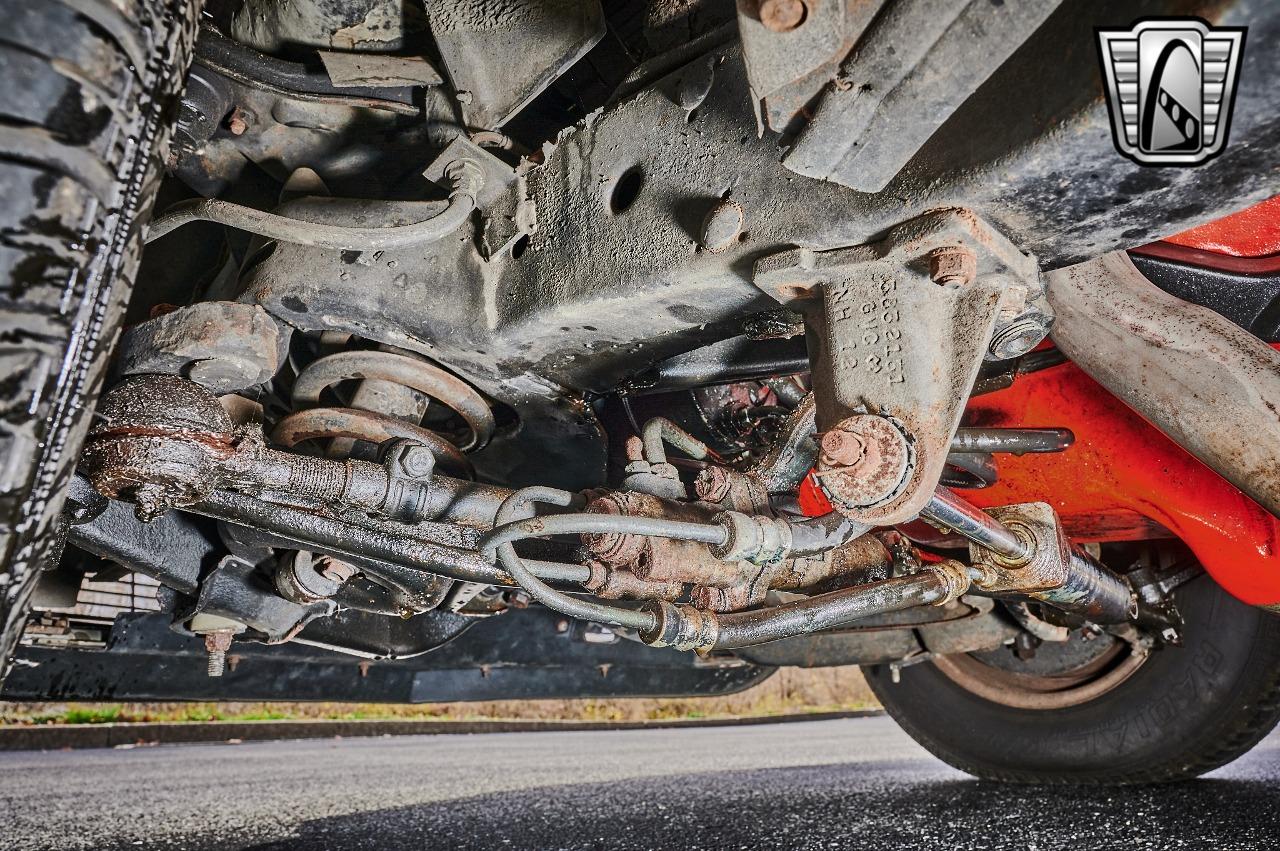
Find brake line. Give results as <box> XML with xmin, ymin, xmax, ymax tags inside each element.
<box><xmin>146</xmin><ymin>159</ymin><xmax>484</xmax><ymax>250</ymax></box>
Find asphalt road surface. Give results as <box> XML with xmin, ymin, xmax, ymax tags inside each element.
<box><xmin>2</xmin><ymin>715</ymin><xmax>1278</xmax><ymax>851</ymax></box>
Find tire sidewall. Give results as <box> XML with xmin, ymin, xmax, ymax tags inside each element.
<box><xmin>866</xmin><ymin>576</ymin><xmax>1280</xmax><ymax>781</ymax></box>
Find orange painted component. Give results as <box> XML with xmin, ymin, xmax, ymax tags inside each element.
<box><xmin>1163</xmin><ymin>194</ymin><xmax>1280</xmax><ymax>258</ymax></box>
<box><xmin>797</xmin><ymin>469</ymin><xmax>831</xmax><ymax>517</ymax></box>
<box><xmin>795</xmin><ymin>196</ymin><xmax>1280</xmax><ymax>605</ymax></box>
<box><xmin>796</xmin><ymin>360</ymin><xmax>1280</xmax><ymax>606</ymax></box>
<box><xmin>963</xmin><ymin>362</ymin><xmax>1280</xmax><ymax>606</ymax></box>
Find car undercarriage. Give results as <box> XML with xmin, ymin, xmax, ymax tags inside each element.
<box><xmin>2</xmin><ymin>0</ymin><xmax>1280</xmax><ymax>784</ymax></box>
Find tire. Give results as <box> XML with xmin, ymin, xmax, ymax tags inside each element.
<box><xmin>0</xmin><ymin>0</ymin><xmax>202</xmax><ymax>682</ymax></box>
<box><xmin>865</xmin><ymin>575</ymin><xmax>1280</xmax><ymax>784</ymax></box>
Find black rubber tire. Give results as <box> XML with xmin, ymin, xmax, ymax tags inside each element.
<box><xmin>865</xmin><ymin>575</ymin><xmax>1280</xmax><ymax>784</ymax></box>
<box><xmin>0</xmin><ymin>0</ymin><xmax>202</xmax><ymax>682</ymax></box>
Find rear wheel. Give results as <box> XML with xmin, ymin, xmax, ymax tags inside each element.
<box><xmin>0</xmin><ymin>0</ymin><xmax>202</xmax><ymax>682</ymax></box>
<box><xmin>866</xmin><ymin>574</ymin><xmax>1280</xmax><ymax>783</ymax></box>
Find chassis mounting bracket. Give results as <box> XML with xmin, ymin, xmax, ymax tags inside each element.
<box><xmin>753</xmin><ymin>210</ymin><xmax>1044</xmax><ymax>524</ymax></box>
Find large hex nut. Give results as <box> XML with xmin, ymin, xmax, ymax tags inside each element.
<box><xmin>813</xmin><ymin>414</ymin><xmax>913</xmax><ymax>513</ymax></box>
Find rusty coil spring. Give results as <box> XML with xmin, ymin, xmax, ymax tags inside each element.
<box><xmin>270</xmin><ymin>349</ymin><xmax>495</xmax><ymax>477</ymax></box>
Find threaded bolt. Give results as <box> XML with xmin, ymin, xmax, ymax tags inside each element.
<box><xmin>819</xmin><ymin>428</ymin><xmax>866</xmax><ymax>467</ymax></box>
<box><xmin>204</xmin><ymin>630</ymin><xmax>234</xmax><ymax>678</ymax></box>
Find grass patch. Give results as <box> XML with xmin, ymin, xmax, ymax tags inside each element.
<box><xmin>1</xmin><ymin>667</ymin><xmax>879</xmax><ymax>727</ymax></box>
<box><xmin>59</xmin><ymin>706</ymin><xmax>122</xmax><ymax>725</ymax></box>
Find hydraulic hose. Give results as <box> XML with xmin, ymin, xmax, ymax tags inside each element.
<box><xmin>482</xmin><ymin>511</ymin><xmax>729</xmax><ymax>554</ymax></box>
<box><xmin>146</xmin><ymin>160</ymin><xmax>484</xmax><ymax>250</ymax></box>
<box><xmin>485</xmin><ymin>488</ymin><xmax>664</xmax><ymax>632</ymax></box>
<box><xmin>480</xmin><ymin>489</ymin><xmax>974</xmax><ymax>652</ymax></box>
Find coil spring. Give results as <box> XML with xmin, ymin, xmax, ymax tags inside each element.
<box><xmin>270</xmin><ymin>348</ymin><xmax>495</xmax><ymax>478</ymax></box>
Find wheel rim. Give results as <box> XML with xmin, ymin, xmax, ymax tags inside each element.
<box><xmin>931</xmin><ymin>632</ymin><xmax>1149</xmax><ymax>710</ymax></box>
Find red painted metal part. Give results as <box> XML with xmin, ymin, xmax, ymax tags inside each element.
<box><xmin>1128</xmin><ymin>241</ymin><xmax>1280</xmax><ymax>276</ymax></box>
<box><xmin>797</xmin><ymin>196</ymin><xmax>1280</xmax><ymax>606</ymax></box>
<box><xmin>1158</xmin><ymin>194</ymin><xmax>1280</xmax><ymax>258</ymax></box>
<box><xmin>961</xmin><ymin>362</ymin><xmax>1280</xmax><ymax>606</ymax></box>
<box><xmin>797</xmin><ymin>361</ymin><xmax>1280</xmax><ymax>606</ymax></box>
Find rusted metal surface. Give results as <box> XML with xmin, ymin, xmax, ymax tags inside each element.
<box><xmin>80</xmin><ymin>375</ymin><xmax>239</xmax><ymax>521</ymax></box>
<box><xmin>754</xmin><ymin>210</ymin><xmax>1043</xmax><ymax>525</ymax></box>
<box><xmin>784</xmin><ymin>0</ymin><xmax>1064</xmax><ymax>192</ymax></box>
<box><xmin>694</xmin><ymin>466</ymin><xmax>772</xmax><ymax>514</ymax></box>
<box><xmin>271</xmin><ymin>408</ymin><xmax>470</xmax><ymax>477</ymax></box>
<box><xmin>82</xmin><ymin>376</ymin><xmax>453</xmax><ymax>525</ymax></box>
<box><xmin>737</xmin><ymin>0</ymin><xmax>888</xmax><ymax>130</ymax></box>
<box><xmin>931</xmin><ymin>643</ymin><xmax>1149</xmax><ymax>711</ymax></box>
<box><xmin>202</xmin><ymin>630</ymin><xmax>235</xmax><ymax>678</ymax></box>
<box><xmin>583</xmin><ymin>563</ymin><xmax>686</xmax><ymax>603</ymax></box>
<box><xmin>582</xmin><ymin>488</ymin><xmax>891</xmax><ymax>612</ymax></box>
<box><xmin>114</xmin><ymin>302</ymin><xmax>283</xmax><ymax>393</ymax></box>
<box><xmin>929</xmin><ymin>246</ymin><xmax>976</xmax><ymax>287</ymax></box>
<box><xmin>422</xmin><ymin>0</ymin><xmax>605</xmax><ymax>129</ymax></box>
<box><xmin>584</xmin><ymin>492</ymin><xmax>728</xmax><ymax>588</ymax></box>
<box><xmin>1047</xmin><ymin>251</ymin><xmax>1280</xmax><ymax>519</ymax></box>
<box><xmin>759</xmin><ymin>0</ymin><xmax>808</xmax><ymax>32</ymax></box>
<box><xmin>815</xmin><ymin>414</ymin><xmax>911</xmax><ymax>510</ymax></box>
<box><xmin>291</xmin><ymin>348</ymin><xmax>495</xmax><ymax>451</ymax></box>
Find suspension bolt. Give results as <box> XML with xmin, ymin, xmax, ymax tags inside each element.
<box><xmin>988</xmin><ymin>314</ymin><xmax>1051</xmax><ymax>360</ymax></box>
<box><xmin>204</xmin><ymin>630</ymin><xmax>235</xmax><ymax>678</ymax></box>
<box><xmin>814</xmin><ymin>415</ymin><xmax>912</xmax><ymax>512</ymax></box>
<box><xmin>226</xmin><ymin>107</ymin><xmax>252</xmax><ymax>136</ymax></box>
<box><xmin>759</xmin><ymin>0</ymin><xmax>807</xmax><ymax>32</ymax></box>
<box><xmin>387</xmin><ymin>440</ymin><xmax>436</xmax><ymax>480</ymax></box>
<box><xmin>317</xmin><ymin>556</ymin><xmax>357</xmax><ymax>584</ymax></box>
<box><xmin>699</xmin><ymin>200</ymin><xmax>745</xmax><ymax>253</ymax></box>
<box><xmin>929</xmin><ymin>246</ymin><xmax>977</xmax><ymax>287</ymax></box>
<box><xmin>820</xmin><ymin>428</ymin><xmax>867</xmax><ymax>467</ymax></box>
